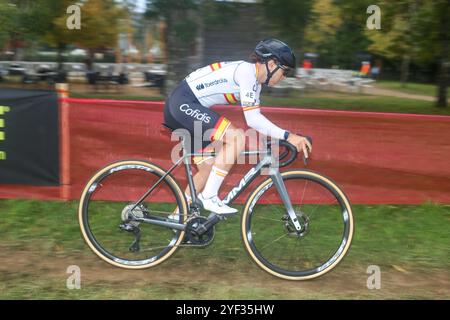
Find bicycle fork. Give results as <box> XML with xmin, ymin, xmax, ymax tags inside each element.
<box><xmin>269</xmin><ymin>168</ymin><xmax>302</xmax><ymax>232</ymax></box>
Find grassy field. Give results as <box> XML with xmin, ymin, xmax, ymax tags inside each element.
<box><xmin>261</xmin><ymin>91</ymin><xmax>450</xmax><ymax>115</ymax></box>
<box><xmin>374</xmin><ymin>80</ymin><xmax>438</xmax><ymax>97</ymax></box>
<box><xmin>0</xmin><ymin>199</ymin><xmax>449</xmax><ymax>299</ymax></box>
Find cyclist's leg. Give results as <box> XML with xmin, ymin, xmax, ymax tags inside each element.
<box><xmin>201</xmin><ymin>124</ymin><xmax>245</xmax><ymax>199</ymax></box>
<box><xmin>212</xmin><ymin>124</ymin><xmax>245</xmax><ymax>172</ymax></box>
<box><xmin>164</xmin><ymin>87</ymin><xmax>227</xmax><ymax>202</ymax></box>
<box><xmin>185</xmin><ymin>155</ymin><xmax>214</xmax><ymax>199</ymax></box>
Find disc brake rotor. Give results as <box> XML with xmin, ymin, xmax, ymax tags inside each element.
<box><xmin>282</xmin><ymin>212</ymin><xmax>310</xmax><ymax>237</ymax></box>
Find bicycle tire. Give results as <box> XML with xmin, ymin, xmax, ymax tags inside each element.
<box><xmin>241</xmin><ymin>170</ymin><xmax>354</xmax><ymax>280</ymax></box>
<box><xmin>79</xmin><ymin>160</ymin><xmax>188</xmax><ymax>269</ymax></box>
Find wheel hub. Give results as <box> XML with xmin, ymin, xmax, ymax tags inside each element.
<box><xmin>121</xmin><ymin>203</ymin><xmax>147</xmax><ymax>227</ymax></box>
<box><xmin>283</xmin><ymin>212</ymin><xmax>310</xmax><ymax>237</ymax></box>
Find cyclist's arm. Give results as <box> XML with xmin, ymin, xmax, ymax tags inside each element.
<box><xmin>235</xmin><ymin>63</ymin><xmax>288</xmax><ymax>140</ymax></box>
<box><xmin>243</xmin><ymin>108</ymin><xmax>287</xmax><ymax>140</ymax></box>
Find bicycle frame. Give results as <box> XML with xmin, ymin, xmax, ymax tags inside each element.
<box><xmin>131</xmin><ymin>136</ymin><xmax>302</xmax><ymax>232</ymax></box>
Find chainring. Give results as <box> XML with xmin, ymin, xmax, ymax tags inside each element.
<box><xmin>184</xmin><ymin>216</ymin><xmax>215</xmax><ymax>246</ymax></box>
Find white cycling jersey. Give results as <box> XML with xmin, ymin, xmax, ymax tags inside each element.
<box><xmin>185</xmin><ymin>60</ymin><xmax>287</xmax><ymax>140</ymax></box>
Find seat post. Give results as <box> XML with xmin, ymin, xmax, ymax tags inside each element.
<box><xmin>180</xmin><ymin>135</ymin><xmax>199</xmax><ymax>206</ymax></box>
<box><xmin>162</xmin><ymin>123</ymin><xmax>198</xmax><ymax>205</ymax></box>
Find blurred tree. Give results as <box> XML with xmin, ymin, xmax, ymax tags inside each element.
<box><xmin>145</xmin><ymin>0</ymin><xmax>199</xmax><ymax>94</ymax></box>
<box><xmin>260</xmin><ymin>0</ymin><xmax>314</xmax><ymax>62</ymax></box>
<box><xmin>0</xmin><ymin>0</ymin><xmax>126</xmax><ymax>70</ymax></box>
<box><xmin>304</xmin><ymin>0</ymin><xmax>372</xmax><ymax>69</ymax></box>
<box><xmin>365</xmin><ymin>1</ymin><xmax>419</xmax><ymax>87</ymax></box>
<box><xmin>45</xmin><ymin>0</ymin><xmax>127</xmax><ymax>69</ymax></box>
<box><xmin>39</xmin><ymin>0</ymin><xmax>74</xmax><ymax>70</ymax></box>
<box><xmin>146</xmin><ymin>0</ymin><xmax>245</xmax><ymax>93</ymax></box>
<box><xmin>304</xmin><ymin>0</ymin><xmax>342</xmax><ymax>53</ymax></box>
<box><xmin>366</xmin><ymin>0</ymin><xmax>448</xmax><ymax>107</ymax></box>
<box><xmin>0</xmin><ymin>1</ymin><xmax>17</xmax><ymax>51</ymax></box>
<box><xmin>328</xmin><ymin>0</ymin><xmax>372</xmax><ymax>69</ymax></box>
<box><xmin>412</xmin><ymin>0</ymin><xmax>448</xmax><ymax>107</ymax></box>
<box><xmin>434</xmin><ymin>0</ymin><xmax>449</xmax><ymax>108</ymax></box>
<box><xmin>0</xmin><ymin>0</ymin><xmax>54</xmax><ymax>60</ymax></box>
<box><xmin>52</xmin><ymin>0</ymin><xmax>126</xmax><ymax>70</ymax></box>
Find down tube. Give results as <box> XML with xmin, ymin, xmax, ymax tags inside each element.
<box><xmin>223</xmin><ymin>157</ymin><xmax>271</xmax><ymax>206</ymax></box>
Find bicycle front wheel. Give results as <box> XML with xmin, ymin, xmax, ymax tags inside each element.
<box><xmin>241</xmin><ymin>170</ymin><xmax>354</xmax><ymax>280</ymax></box>
<box><xmin>79</xmin><ymin>160</ymin><xmax>188</xmax><ymax>269</ymax></box>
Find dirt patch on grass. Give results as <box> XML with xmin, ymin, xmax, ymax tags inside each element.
<box><xmin>0</xmin><ymin>247</ymin><xmax>448</xmax><ymax>299</ymax></box>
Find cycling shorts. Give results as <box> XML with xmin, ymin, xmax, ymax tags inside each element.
<box><xmin>164</xmin><ymin>80</ymin><xmax>231</xmax><ymax>154</ymax></box>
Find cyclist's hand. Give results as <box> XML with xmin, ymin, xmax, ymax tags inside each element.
<box><xmin>287</xmin><ymin>134</ymin><xmax>312</xmax><ymax>159</ymax></box>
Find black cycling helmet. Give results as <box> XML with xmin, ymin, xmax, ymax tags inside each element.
<box><xmin>254</xmin><ymin>38</ymin><xmax>296</xmax><ymax>69</ymax></box>
<box><xmin>254</xmin><ymin>39</ymin><xmax>296</xmax><ymax>85</ymax></box>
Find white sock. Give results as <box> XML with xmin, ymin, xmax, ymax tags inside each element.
<box><xmin>201</xmin><ymin>166</ymin><xmax>228</xmax><ymax>199</ymax></box>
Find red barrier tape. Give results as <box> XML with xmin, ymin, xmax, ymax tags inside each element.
<box><xmin>1</xmin><ymin>98</ymin><xmax>449</xmax><ymax>204</ymax></box>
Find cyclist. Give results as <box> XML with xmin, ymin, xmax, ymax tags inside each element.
<box><xmin>164</xmin><ymin>39</ymin><xmax>312</xmax><ymax>215</ymax></box>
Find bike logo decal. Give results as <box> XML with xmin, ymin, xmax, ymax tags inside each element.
<box><xmin>88</xmin><ymin>183</ymin><xmax>98</xmax><ymax>193</ymax></box>
<box><xmin>316</xmin><ymin>238</ymin><xmax>347</xmax><ymax>273</ymax></box>
<box><xmin>248</xmin><ymin>182</ymin><xmax>273</xmax><ymax>212</ymax></box>
<box><xmin>343</xmin><ymin>209</ymin><xmax>349</xmax><ymax>222</ymax></box>
<box><xmin>223</xmin><ymin>167</ymin><xmax>258</xmax><ymax>204</ymax></box>
<box><xmin>110</xmin><ymin>165</ymin><xmax>154</xmax><ymax>174</ymax></box>
<box><xmin>113</xmin><ymin>257</ymin><xmax>156</xmax><ymax>265</ymax></box>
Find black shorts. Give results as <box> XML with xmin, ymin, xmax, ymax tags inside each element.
<box><xmin>164</xmin><ymin>80</ymin><xmax>231</xmax><ymax>153</ymax></box>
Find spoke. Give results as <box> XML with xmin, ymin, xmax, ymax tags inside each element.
<box><xmin>308</xmin><ymin>203</ymin><xmax>322</xmax><ymax>221</ymax></box>
<box><xmin>299</xmin><ymin>179</ymin><xmax>308</xmax><ymax>208</ymax></box>
<box><xmin>272</xmin><ymin>202</ymin><xmax>288</xmax><ymax>216</ymax></box>
<box><xmin>308</xmin><ymin>192</ymin><xmax>337</xmax><ymax>221</ymax></box>
<box><xmin>255</xmin><ymin>216</ymin><xmax>284</xmax><ymax>223</ymax></box>
<box><xmin>258</xmin><ymin>233</ymin><xmax>289</xmax><ymax>252</ymax></box>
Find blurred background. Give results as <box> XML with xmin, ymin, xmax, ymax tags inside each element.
<box><xmin>0</xmin><ymin>0</ymin><xmax>448</xmax><ymax>111</ymax></box>
<box><xmin>1</xmin><ymin>0</ymin><xmax>449</xmax><ymax>300</ymax></box>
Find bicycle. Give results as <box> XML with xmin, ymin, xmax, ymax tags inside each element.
<box><xmin>78</xmin><ymin>127</ymin><xmax>354</xmax><ymax>280</ymax></box>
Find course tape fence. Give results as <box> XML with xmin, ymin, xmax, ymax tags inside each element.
<box><xmin>1</xmin><ymin>98</ymin><xmax>449</xmax><ymax>204</ymax></box>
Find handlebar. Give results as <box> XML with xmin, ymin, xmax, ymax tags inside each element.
<box><xmin>267</xmin><ymin>135</ymin><xmax>313</xmax><ymax>167</ymax></box>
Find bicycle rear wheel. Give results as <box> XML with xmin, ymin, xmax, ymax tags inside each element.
<box><xmin>79</xmin><ymin>160</ymin><xmax>188</xmax><ymax>269</ymax></box>
<box><xmin>241</xmin><ymin>170</ymin><xmax>354</xmax><ymax>280</ymax></box>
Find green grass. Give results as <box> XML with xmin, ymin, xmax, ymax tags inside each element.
<box><xmin>0</xmin><ymin>200</ymin><xmax>449</xmax><ymax>299</ymax></box>
<box><xmin>374</xmin><ymin>80</ymin><xmax>439</xmax><ymax>97</ymax></box>
<box><xmin>261</xmin><ymin>91</ymin><xmax>450</xmax><ymax>116</ymax></box>
<box><xmin>2</xmin><ymin>199</ymin><xmax>448</xmax><ymax>269</ymax></box>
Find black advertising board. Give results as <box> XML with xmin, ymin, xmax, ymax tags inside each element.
<box><xmin>0</xmin><ymin>87</ymin><xmax>59</xmax><ymax>185</ymax></box>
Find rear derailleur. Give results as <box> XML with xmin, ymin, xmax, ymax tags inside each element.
<box><xmin>118</xmin><ymin>203</ymin><xmax>149</xmax><ymax>252</ymax></box>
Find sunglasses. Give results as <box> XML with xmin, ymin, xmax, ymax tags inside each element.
<box><xmin>277</xmin><ymin>64</ymin><xmax>292</xmax><ymax>76</ymax></box>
